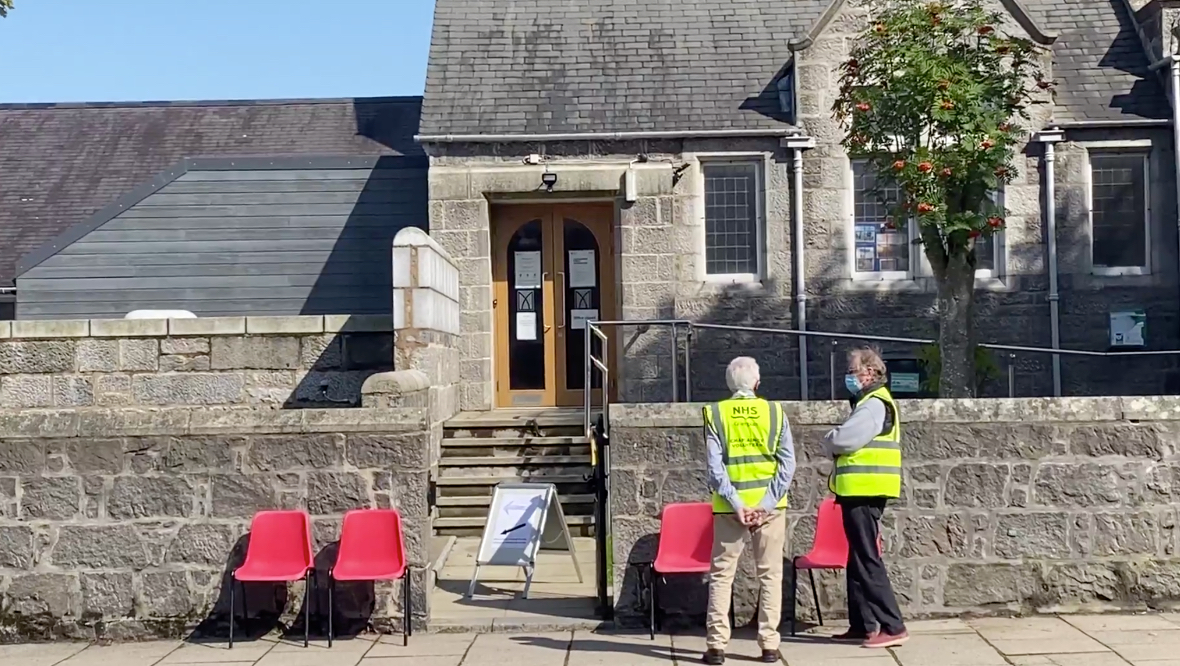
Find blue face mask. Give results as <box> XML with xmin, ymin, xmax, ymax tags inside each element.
<box><xmin>844</xmin><ymin>374</ymin><xmax>862</xmax><ymax>395</ymax></box>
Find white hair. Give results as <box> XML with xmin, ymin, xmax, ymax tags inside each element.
<box><xmin>725</xmin><ymin>356</ymin><xmax>761</xmax><ymax>392</ymax></box>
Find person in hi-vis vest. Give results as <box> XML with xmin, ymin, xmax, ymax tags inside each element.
<box><xmin>702</xmin><ymin>357</ymin><xmax>796</xmax><ymax>666</ymax></box>
<box><xmin>822</xmin><ymin>346</ymin><xmax>909</xmax><ymax>649</ymax></box>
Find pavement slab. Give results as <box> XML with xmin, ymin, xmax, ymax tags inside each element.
<box><xmin>8</xmin><ymin>614</ymin><xmax>1180</xmax><ymax>666</ymax></box>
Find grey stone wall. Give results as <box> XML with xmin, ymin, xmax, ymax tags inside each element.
<box><xmin>610</xmin><ymin>397</ymin><xmax>1180</xmax><ymax>626</ymax></box>
<box><xmin>0</xmin><ymin>316</ymin><xmax>393</xmax><ymax>409</ymax></box>
<box><xmin>0</xmin><ymin>406</ymin><xmax>433</xmax><ymax>641</ymax></box>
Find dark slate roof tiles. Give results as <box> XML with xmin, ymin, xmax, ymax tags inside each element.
<box><xmin>420</xmin><ymin>0</ymin><xmax>828</xmax><ymax>136</ymax></box>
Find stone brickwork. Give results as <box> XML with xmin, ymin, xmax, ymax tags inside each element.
<box><xmin>0</xmin><ymin>406</ymin><xmax>433</xmax><ymax>641</ymax></box>
<box><xmin>0</xmin><ymin>316</ymin><xmax>394</xmax><ymax>409</ymax></box>
<box><xmin>609</xmin><ymin>397</ymin><xmax>1180</xmax><ymax>626</ymax></box>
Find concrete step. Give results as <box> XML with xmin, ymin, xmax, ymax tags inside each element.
<box><xmin>435</xmin><ymin>514</ymin><xmax>595</xmax><ymax>529</ymax></box>
<box><xmin>439</xmin><ymin>455</ymin><xmax>592</xmax><ymax>467</ymax></box>
<box><xmin>441</xmin><ymin>436</ymin><xmax>589</xmax><ymax>448</ymax></box>
<box><xmin>435</xmin><ymin>493</ymin><xmax>595</xmax><ymax>507</ymax></box>
<box><xmin>434</xmin><ymin>474</ymin><xmax>592</xmax><ymax>487</ymax></box>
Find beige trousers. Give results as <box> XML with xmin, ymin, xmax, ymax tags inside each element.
<box><xmin>706</xmin><ymin>509</ymin><xmax>787</xmax><ymax>651</ymax></box>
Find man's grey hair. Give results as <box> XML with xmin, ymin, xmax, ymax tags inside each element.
<box><xmin>726</xmin><ymin>356</ymin><xmax>761</xmax><ymax>392</ymax></box>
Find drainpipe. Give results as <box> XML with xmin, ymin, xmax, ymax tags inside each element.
<box><xmin>1149</xmin><ymin>53</ymin><xmax>1180</xmax><ymax>345</ymax></box>
<box><xmin>782</xmin><ymin>133</ymin><xmax>816</xmax><ymax>400</ymax></box>
<box><xmin>1035</xmin><ymin>127</ymin><xmax>1064</xmax><ymax>396</ymax></box>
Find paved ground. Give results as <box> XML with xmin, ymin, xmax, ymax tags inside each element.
<box><xmin>9</xmin><ymin>614</ymin><xmax>1180</xmax><ymax>666</ymax></box>
<box><xmin>431</xmin><ymin>537</ymin><xmax>598</xmax><ymax>630</ymax></box>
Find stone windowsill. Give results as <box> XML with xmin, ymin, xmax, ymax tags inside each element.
<box><xmin>0</xmin><ymin>405</ymin><xmax>429</xmax><ymax>439</ymax></box>
<box><xmin>0</xmin><ymin>315</ymin><xmax>394</xmax><ymax>341</ymax></box>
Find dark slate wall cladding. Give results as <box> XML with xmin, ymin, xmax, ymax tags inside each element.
<box><xmin>16</xmin><ymin>164</ymin><xmax>428</xmax><ymax>319</ymax></box>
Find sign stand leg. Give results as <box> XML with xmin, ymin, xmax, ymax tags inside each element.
<box><xmin>466</xmin><ymin>565</ymin><xmax>482</xmax><ymax>598</ymax></box>
<box><xmin>522</xmin><ymin>564</ymin><xmax>536</xmax><ymax>599</ymax></box>
<box><xmin>570</xmin><ymin>545</ymin><xmax>584</xmax><ymax>584</ymax></box>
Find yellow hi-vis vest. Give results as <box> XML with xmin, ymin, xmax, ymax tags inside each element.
<box><xmin>704</xmin><ymin>397</ymin><xmax>788</xmax><ymax>513</ymax></box>
<box><xmin>829</xmin><ymin>385</ymin><xmax>902</xmax><ymax>498</ymax></box>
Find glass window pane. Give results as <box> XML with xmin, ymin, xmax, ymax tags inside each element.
<box><xmin>704</xmin><ymin>163</ymin><xmax>759</xmax><ymax>275</ymax></box>
<box><xmin>852</xmin><ymin>160</ymin><xmax>909</xmax><ymax>273</ymax></box>
<box><xmin>1090</xmin><ymin>152</ymin><xmax>1147</xmax><ymax>268</ymax></box>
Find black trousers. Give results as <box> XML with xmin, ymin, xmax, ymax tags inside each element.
<box><xmin>839</xmin><ymin>496</ymin><xmax>905</xmax><ymax>636</ymax></box>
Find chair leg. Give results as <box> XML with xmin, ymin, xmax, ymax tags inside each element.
<box><xmin>808</xmin><ymin>569</ymin><xmax>822</xmax><ymax>627</ymax></box>
<box><xmin>228</xmin><ymin>576</ymin><xmax>235</xmax><ymax>649</ymax></box>
<box><xmin>328</xmin><ymin>574</ymin><xmax>334</xmax><ymax>648</ymax></box>
<box><xmin>304</xmin><ymin>570</ymin><xmax>312</xmax><ymax>648</ymax></box>
<box><xmin>645</xmin><ymin>566</ymin><xmax>654</xmax><ymax>640</ymax></box>
<box><xmin>403</xmin><ymin>573</ymin><xmax>411</xmax><ymax>646</ymax></box>
<box><xmin>788</xmin><ymin>563</ymin><xmax>798</xmax><ymax>637</ymax></box>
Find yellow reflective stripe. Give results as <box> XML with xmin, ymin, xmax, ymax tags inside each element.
<box><xmin>862</xmin><ymin>439</ymin><xmax>900</xmax><ymax>450</ymax></box>
<box><xmin>768</xmin><ymin>402</ymin><xmax>780</xmax><ymax>452</ymax></box>
<box><xmin>834</xmin><ymin>465</ymin><xmax>902</xmax><ymax>476</ymax></box>
<box><xmin>731</xmin><ymin>478</ymin><xmax>772</xmax><ymax>490</ymax></box>
<box><xmin>728</xmin><ymin>453</ymin><xmax>775</xmax><ymax>465</ymax></box>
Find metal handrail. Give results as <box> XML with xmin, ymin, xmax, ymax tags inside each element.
<box><xmin>582</xmin><ymin>318</ymin><xmax>1180</xmax><ymax>439</ymax></box>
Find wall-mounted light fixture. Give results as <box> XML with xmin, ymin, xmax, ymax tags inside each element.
<box><xmin>541</xmin><ymin>171</ymin><xmax>558</xmax><ymax>193</ymax></box>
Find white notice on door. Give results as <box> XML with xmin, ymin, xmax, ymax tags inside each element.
<box><xmin>516</xmin><ymin>312</ymin><xmax>537</xmax><ymax>341</ymax></box>
<box><xmin>568</xmin><ymin>249</ymin><xmax>597</xmax><ymax>288</ymax></box>
<box><xmin>571</xmin><ymin>309</ymin><xmax>598</xmax><ymax>330</ymax></box>
<box><xmin>514</xmin><ymin>251</ymin><xmax>542</xmax><ymax>289</ymax></box>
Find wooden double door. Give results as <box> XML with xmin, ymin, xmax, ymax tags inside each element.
<box><xmin>492</xmin><ymin>203</ymin><xmax>615</xmax><ymax>408</ymax></box>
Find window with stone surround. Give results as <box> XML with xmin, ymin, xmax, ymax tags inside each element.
<box><xmin>1088</xmin><ymin>150</ymin><xmax>1150</xmax><ymax>275</ymax></box>
<box><xmin>703</xmin><ymin>161</ymin><xmax>763</xmax><ymax>278</ymax></box>
<box><xmin>851</xmin><ymin>159</ymin><xmax>1005</xmax><ymax>279</ymax></box>
<box><xmin>851</xmin><ymin>160</ymin><xmax>913</xmax><ymax>278</ymax></box>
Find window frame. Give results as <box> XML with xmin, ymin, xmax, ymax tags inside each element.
<box><xmin>850</xmin><ymin>158</ymin><xmax>1007</xmax><ymax>281</ymax></box>
<box><xmin>697</xmin><ymin>155</ymin><xmax>769</xmax><ymax>283</ymax></box>
<box><xmin>1085</xmin><ymin>144</ymin><xmax>1152</xmax><ymax>277</ymax></box>
<box><xmin>848</xmin><ymin>158</ymin><xmax>916</xmax><ymax>281</ymax></box>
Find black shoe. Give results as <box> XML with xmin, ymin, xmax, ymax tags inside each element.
<box><xmin>831</xmin><ymin>629</ymin><xmax>874</xmax><ymax>642</ymax></box>
<box><xmin>703</xmin><ymin>649</ymin><xmax>725</xmax><ymax>665</ymax></box>
<box><xmin>759</xmin><ymin>649</ymin><xmax>779</xmax><ymax>663</ymax></box>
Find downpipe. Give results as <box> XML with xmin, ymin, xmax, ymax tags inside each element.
<box><xmin>1035</xmin><ymin>127</ymin><xmax>1064</xmax><ymax>396</ymax></box>
<box><xmin>783</xmin><ymin>134</ymin><xmax>816</xmax><ymax>400</ymax></box>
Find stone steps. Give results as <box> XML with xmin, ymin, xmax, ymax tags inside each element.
<box><xmin>434</xmin><ymin>409</ymin><xmax>597</xmax><ymax>538</ymax></box>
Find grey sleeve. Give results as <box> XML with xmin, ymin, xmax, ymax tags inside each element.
<box><xmin>706</xmin><ymin>421</ymin><xmax>745</xmax><ymax>511</ymax></box>
<box><xmin>757</xmin><ymin>409</ymin><xmax>797</xmax><ymax>513</ymax></box>
<box><xmin>822</xmin><ymin>398</ymin><xmax>886</xmax><ymax>456</ymax></box>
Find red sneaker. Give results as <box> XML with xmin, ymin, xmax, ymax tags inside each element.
<box><xmin>863</xmin><ymin>631</ymin><xmax>909</xmax><ymax>648</ymax></box>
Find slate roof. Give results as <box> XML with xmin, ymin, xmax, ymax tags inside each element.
<box><xmin>422</xmin><ymin>0</ymin><xmax>1169</xmax><ymax>137</ymax></box>
<box><xmin>0</xmin><ymin>97</ymin><xmax>423</xmax><ymax>287</ymax></box>
<box><xmin>420</xmin><ymin>0</ymin><xmax>828</xmax><ymax>136</ymax></box>
<box><xmin>1027</xmin><ymin>0</ymin><xmax>1170</xmax><ymax>122</ymax></box>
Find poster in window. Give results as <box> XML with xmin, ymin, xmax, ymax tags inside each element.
<box><xmin>855</xmin><ymin>247</ymin><xmax>876</xmax><ymax>272</ymax></box>
<box><xmin>854</xmin><ymin>225</ymin><xmax>877</xmax><ymax>244</ymax></box>
<box><xmin>516</xmin><ymin>312</ymin><xmax>538</xmax><ymax>341</ymax></box>
<box><xmin>514</xmin><ymin>251</ymin><xmax>542</xmax><ymax>289</ymax></box>
<box><xmin>876</xmin><ymin>230</ymin><xmax>906</xmax><ymax>272</ymax></box>
<box><xmin>568</xmin><ymin>250</ymin><xmax>597</xmax><ymax>288</ymax></box>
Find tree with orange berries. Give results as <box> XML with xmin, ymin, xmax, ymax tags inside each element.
<box><xmin>832</xmin><ymin>0</ymin><xmax>1049</xmax><ymax>397</ymax></box>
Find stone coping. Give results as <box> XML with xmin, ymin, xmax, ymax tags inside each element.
<box><xmin>0</xmin><ymin>406</ymin><xmax>428</xmax><ymax>438</ymax></box>
<box><xmin>0</xmin><ymin>315</ymin><xmax>393</xmax><ymax>341</ymax></box>
<box><xmin>610</xmin><ymin>395</ymin><xmax>1180</xmax><ymax>426</ymax></box>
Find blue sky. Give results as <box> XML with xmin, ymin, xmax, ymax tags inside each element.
<box><xmin>0</xmin><ymin>0</ymin><xmax>436</xmax><ymax>103</ymax></box>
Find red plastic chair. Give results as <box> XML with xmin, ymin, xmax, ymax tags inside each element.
<box><xmin>788</xmin><ymin>496</ymin><xmax>882</xmax><ymax>635</ymax></box>
<box><xmin>329</xmin><ymin>509</ymin><xmax>410</xmax><ymax>647</ymax></box>
<box><xmin>230</xmin><ymin>510</ymin><xmax>316</xmax><ymax>648</ymax></box>
<box><xmin>641</xmin><ymin>502</ymin><xmax>714</xmax><ymax>639</ymax></box>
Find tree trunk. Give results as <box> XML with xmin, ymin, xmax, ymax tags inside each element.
<box><xmin>936</xmin><ymin>250</ymin><xmax>977</xmax><ymax>398</ymax></box>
